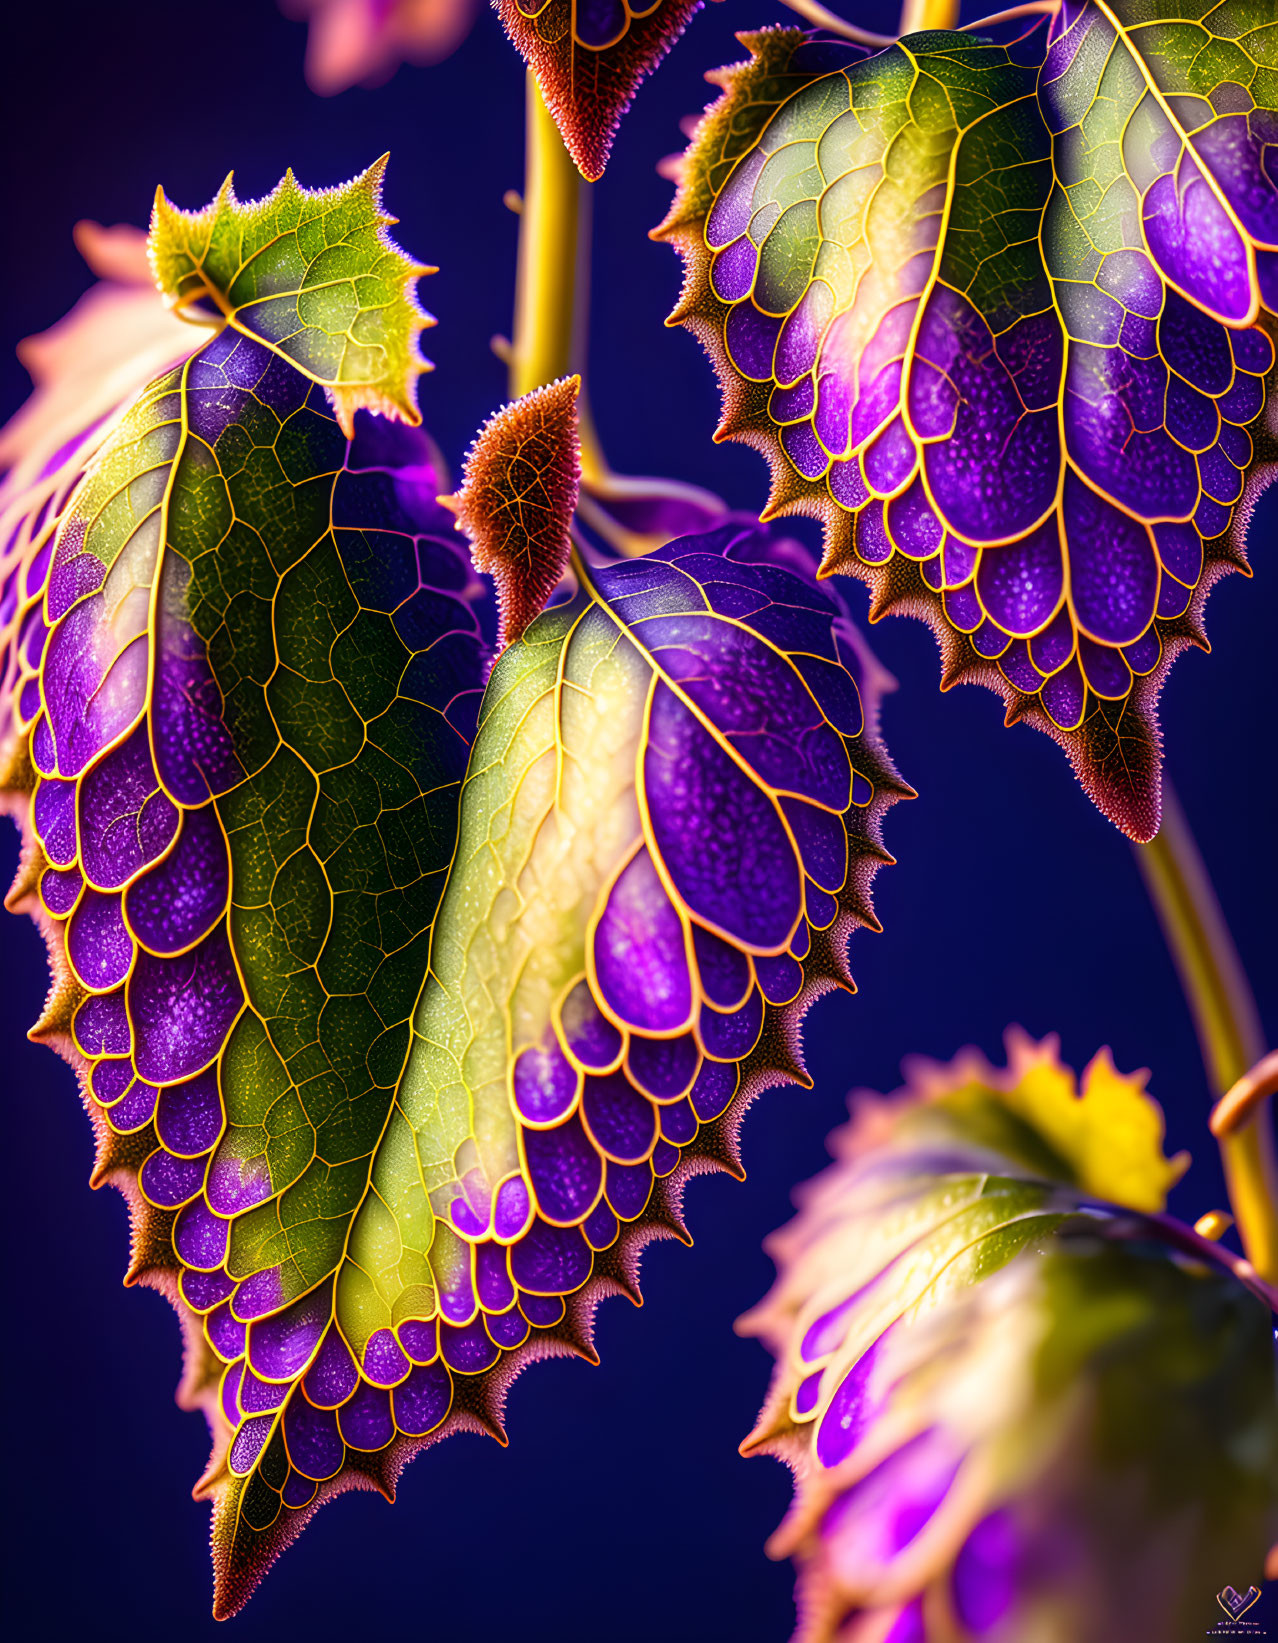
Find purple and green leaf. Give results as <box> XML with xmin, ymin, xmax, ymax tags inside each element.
<box><xmin>657</xmin><ymin>18</ymin><xmax>1278</xmax><ymax>839</ymax></box>
<box><xmin>741</xmin><ymin>1032</ymin><xmax>1278</xmax><ymax>1641</ymax></box>
<box><xmin>0</xmin><ymin>164</ymin><xmax>491</xmax><ymax>1613</ymax></box>
<box><xmin>207</xmin><ymin>510</ymin><xmax>908</xmax><ymax>1612</ymax></box>
<box><xmin>0</xmin><ymin>177</ymin><xmax>908</xmax><ymax>1613</ymax></box>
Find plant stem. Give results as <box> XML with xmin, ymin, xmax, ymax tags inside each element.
<box><xmin>1135</xmin><ymin>782</ymin><xmax>1277</xmax><ymax>1281</ymax></box>
<box><xmin>511</xmin><ymin>71</ymin><xmax>582</xmax><ymax>398</ymax></box>
<box><xmin>506</xmin><ymin>75</ymin><xmax>617</xmax><ymax>495</ymax></box>
<box><xmin>899</xmin><ymin>0</ymin><xmax>960</xmax><ymax>31</ymax></box>
<box><xmin>773</xmin><ymin>0</ymin><xmax>895</xmax><ymax>44</ymax></box>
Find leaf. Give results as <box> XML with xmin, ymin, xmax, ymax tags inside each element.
<box><xmin>280</xmin><ymin>0</ymin><xmax>481</xmax><ymax>94</ymax></box>
<box><xmin>495</xmin><ymin>0</ymin><xmax>708</xmax><ymax>180</ymax></box>
<box><xmin>150</xmin><ymin>157</ymin><xmax>433</xmax><ymax>434</ymax></box>
<box><xmin>0</xmin><ymin>169</ymin><xmax>490</xmax><ymax>1614</ymax></box>
<box><xmin>656</xmin><ymin>22</ymin><xmax>1278</xmax><ymax>840</ymax></box>
<box><xmin>2</xmin><ymin>190</ymin><xmax>908</xmax><ymax>1607</ymax></box>
<box><xmin>740</xmin><ymin>1033</ymin><xmax>1278</xmax><ymax>1642</ymax></box>
<box><xmin>442</xmin><ymin>376</ymin><xmax>582</xmax><ymax>647</ymax></box>
<box><xmin>875</xmin><ymin>1027</ymin><xmax>1190</xmax><ymax>1214</ymax></box>
<box><xmin>199</xmin><ymin>516</ymin><xmax>907</xmax><ymax>1610</ymax></box>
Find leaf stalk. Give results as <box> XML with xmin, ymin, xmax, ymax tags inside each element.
<box><xmin>899</xmin><ymin>0</ymin><xmax>960</xmax><ymax>31</ymax></box>
<box><xmin>772</xmin><ymin>0</ymin><xmax>896</xmax><ymax>45</ymax></box>
<box><xmin>1135</xmin><ymin>783</ymin><xmax>1277</xmax><ymax>1282</ymax></box>
<box><xmin>511</xmin><ymin>71</ymin><xmax>583</xmax><ymax>397</ymax></box>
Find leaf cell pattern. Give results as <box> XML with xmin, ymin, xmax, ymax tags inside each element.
<box><xmin>0</xmin><ymin>173</ymin><xmax>908</xmax><ymax>1611</ymax></box>
<box><xmin>496</xmin><ymin>0</ymin><xmax>705</xmax><ymax>179</ymax></box>
<box><xmin>657</xmin><ymin>18</ymin><xmax>1278</xmax><ymax>839</ymax></box>
<box><xmin>227</xmin><ymin>518</ymin><xmax>904</xmax><ymax>1604</ymax></box>
<box><xmin>741</xmin><ymin>1033</ymin><xmax>1278</xmax><ymax>1642</ymax></box>
<box><xmin>1</xmin><ymin>328</ymin><xmax>491</xmax><ymax>1611</ymax></box>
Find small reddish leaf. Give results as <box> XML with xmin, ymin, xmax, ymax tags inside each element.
<box><xmin>495</xmin><ymin>0</ymin><xmax>706</xmax><ymax>180</ymax></box>
<box><xmin>443</xmin><ymin>376</ymin><xmax>581</xmax><ymax>649</ymax></box>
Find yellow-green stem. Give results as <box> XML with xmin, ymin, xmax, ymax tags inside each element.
<box><xmin>899</xmin><ymin>0</ymin><xmax>960</xmax><ymax>31</ymax></box>
<box><xmin>511</xmin><ymin>72</ymin><xmax>583</xmax><ymax>397</ymax></box>
<box><xmin>1136</xmin><ymin>783</ymin><xmax>1277</xmax><ymax>1281</ymax></box>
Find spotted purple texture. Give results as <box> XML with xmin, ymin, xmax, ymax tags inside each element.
<box><xmin>524</xmin><ymin>1113</ymin><xmax>603</xmax><ymax>1224</ymax></box>
<box><xmin>32</xmin><ymin>777</ymin><xmax>76</xmax><ymax>866</ymax></box>
<box><xmin>675</xmin><ymin>21</ymin><xmax>1275</xmax><ymax>846</ymax></box>
<box><xmin>487</xmin><ymin>1308</ymin><xmax>531</xmax><ymax>1349</ymax></box>
<box><xmin>699</xmin><ymin>988</ymin><xmax>764</xmax><ymax>1061</ymax></box>
<box><xmin>398</xmin><ymin>1319</ymin><xmax>439</xmax><ymax>1364</ymax></box>
<box><xmin>125</xmin><ymin>805</ymin><xmax>229</xmax><ymax>954</ymax></box>
<box><xmin>338</xmin><ymin>1381</ymin><xmax>394</xmax><ymax>1451</ymax></box>
<box><xmin>140</xmin><ymin>1146</ymin><xmax>208</xmax><ymax>1208</ymax></box>
<box><xmin>627</xmin><ymin>1032</ymin><xmax>700</xmax><ymax>1099</ymax></box>
<box><xmin>73</xmin><ymin>989</ymin><xmax>131</xmax><ymax>1057</ymax></box>
<box><xmin>285</xmin><ymin>1396</ymin><xmax>345</xmax><ymax>1480</ymax></box>
<box><xmin>363</xmin><ymin>1328</ymin><xmax>411</xmax><ymax>1388</ymax></box>
<box><xmin>494</xmin><ymin>1175</ymin><xmax>534</xmax><ymax>1241</ymax></box>
<box><xmin>606</xmin><ymin>1159</ymin><xmax>654</xmax><ymax>1221</ymax></box>
<box><xmin>208</xmin><ymin>1302</ymin><xmax>247</xmax><ymax>1361</ymax></box>
<box><xmin>89</xmin><ymin>1059</ymin><xmax>129</xmax><ymax>1106</ymax></box>
<box><xmin>593</xmin><ymin>847</ymin><xmax>692</xmax><ymax>1033</ymax></box>
<box><xmin>40</xmin><ymin>863</ymin><xmax>82</xmax><ymax>916</ymax></box>
<box><xmin>66</xmin><ymin>889</ymin><xmax>133</xmax><ymax>990</ymax></box>
<box><xmin>151</xmin><ymin>550</ymin><xmax>245</xmax><ymax>807</ymax></box>
<box><xmin>582</xmin><ymin>1072</ymin><xmax>658</xmax><ymax>1163</ymax></box>
<box><xmin>175</xmin><ymin>1197</ymin><xmax>229</xmax><ymax>1270</ymax></box>
<box><xmin>183</xmin><ymin>1266</ymin><xmax>234</xmax><ymax>1313</ymax></box>
<box><xmin>508</xmin><ymin>1218</ymin><xmax>591</xmax><ymax>1296</ymax></box>
<box><xmin>476</xmin><ymin>1241</ymin><xmax>516</xmax><ymax>1311</ymax></box>
<box><xmin>128</xmin><ymin>925</ymin><xmax>243</xmax><ymax>1085</ymax></box>
<box><xmin>229</xmin><ymin>1415</ymin><xmax>274</xmax><ymax>1476</ymax></box>
<box><xmin>77</xmin><ymin>725</ymin><xmax>179</xmax><ymax>889</ymax></box>
<box><xmin>248</xmin><ymin>1286</ymin><xmax>331</xmax><ymax>1381</ymax></box>
<box><xmin>441</xmin><ymin>1317</ymin><xmax>500</xmax><ymax>1374</ymax></box>
<box><xmin>513</xmin><ymin>1039</ymin><xmax>579</xmax><ymax>1124</ymax></box>
<box><xmin>520</xmin><ymin>1292</ymin><xmax>565</xmax><ymax>1328</ymax></box>
<box><xmin>155</xmin><ymin>1069</ymin><xmax>222</xmax><ymax>1156</ymax></box>
<box><xmin>642</xmin><ymin>684</ymin><xmax>801</xmax><ymax>949</ymax></box>
<box><xmin>689</xmin><ymin>1060</ymin><xmax>738</xmax><ymax>1122</ymax></box>
<box><xmin>110</xmin><ymin>1077</ymin><xmax>159</xmax><ymax>1132</ymax></box>
<box><xmin>393</xmin><ymin>1360</ymin><xmax>452</xmax><ymax>1436</ymax></box>
<box><xmin>303</xmin><ymin>1328</ymin><xmax>360</xmax><ymax>1408</ymax></box>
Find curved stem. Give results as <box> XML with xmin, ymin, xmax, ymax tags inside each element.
<box><xmin>1135</xmin><ymin>782</ymin><xmax>1277</xmax><ymax>1282</ymax></box>
<box><xmin>1212</xmin><ymin>1050</ymin><xmax>1278</xmax><ymax>1138</ymax></box>
<box><xmin>773</xmin><ymin>0</ymin><xmax>896</xmax><ymax>46</ymax></box>
<box><xmin>511</xmin><ymin>72</ymin><xmax>582</xmax><ymax>397</ymax></box>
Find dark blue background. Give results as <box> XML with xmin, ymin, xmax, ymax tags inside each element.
<box><xmin>1</xmin><ymin>2</ymin><xmax>1273</xmax><ymax>1637</ymax></box>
